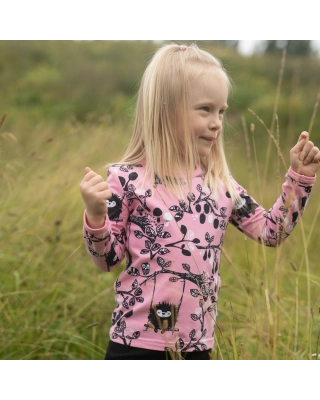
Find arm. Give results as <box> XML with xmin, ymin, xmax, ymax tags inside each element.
<box><xmin>80</xmin><ymin>166</ymin><xmax>128</xmax><ymax>272</ymax></box>
<box><xmin>230</xmin><ymin>131</ymin><xmax>319</xmax><ymax>246</ymax></box>
<box><xmin>230</xmin><ymin>167</ymin><xmax>315</xmax><ymax>246</ymax></box>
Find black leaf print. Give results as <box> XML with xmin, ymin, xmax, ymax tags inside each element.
<box><xmin>187</xmin><ymin>192</ymin><xmax>195</xmax><ymax>202</ymax></box>
<box><xmin>145</xmin><ymin>240</ymin><xmax>151</xmax><ymax>249</ymax></box>
<box><xmin>204</xmin><ymin>204</ymin><xmax>210</xmax><ymax>214</ymax></box>
<box><xmin>179</xmin><ymin>199</ymin><xmax>188</xmax><ymax>210</ymax></box>
<box><xmin>136</xmin><ymin>297</ymin><xmax>144</xmax><ymax>303</ymax></box>
<box><xmin>199</xmin><ymin>214</ymin><xmax>206</xmax><ymax>224</ymax></box>
<box><xmin>169</xmin><ymin>206</ymin><xmax>181</xmax><ymax>212</ymax></box>
<box><xmin>164</xmin><ymin>261</ymin><xmax>172</xmax><ymax>268</ymax></box>
<box><xmin>151</xmin><ymin>243</ymin><xmax>161</xmax><ymax>251</ymax></box>
<box><xmin>127</xmin><ymin>267</ymin><xmax>140</xmax><ymax>276</ymax></box>
<box><xmin>158</xmin><ymin>248</ymin><xmax>170</xmax><ymax>255</ymax></box>
<box><xmin>129</xmin><ymin>298</ymin><xmax>135</xmax><ymax>306</ymax></box>
<box><xmin>169</xmin><ymin>277</ymin><xmax>179</xmax><ymax>282</ymax></box>
<box><xmin>180</xmin><ymin>225</ymin><xmax>187</xmax><ymax>235</ymax></box>
<box><xmin>191</xmin><ymin>314</ymin><xmax>199</xmax><ymax>321</ymax></box>
<box><xmin>220</xmin><ymin>220</ymin><xmax>227</xmax><ymax>230</ymax></box>
<box><xmin>141</xmin><ymin>263</ymin><xmax>150</xmax><ymax>275</ymax></box>
<box><xmin>134</xmin><ymin>287</ymin><xmax>142</xmax><ymax>296</ymax></box>
<box><xmin>134</xmin><ymin>230</ymin><xmax>143</xmax><ymax>239</ymax></box>
<box><xmin>189</xmin><ymin>329</ymin><xmax>196</xmax><ymax>339</ymax></box>
<box><xmin>146</xmin><ymin>226</ymin><xmax>156</xmax><ymax>237</ymax></box>
<box><xmin>214</xmin><ymin>218</ymin><xmax>219</xmax><ymax>229</ymax></box>
<box><xmin>157</xmin><ymin>257</ymin><xmax>165</xmax><ymax>267</ymax></box>
<box><xmin>156</xmin><ymin>224</ymin><xmax>164</xmax><ymax>233</ymax></box>
<box><xmin>123</xmin><ymin>310</ymin><xmax>133</xmax><ymax>319</ymax></box>
<box><xmin>174</xmin><ymin>212</ymin><xmax>184</xmax><ymax>222</ymax></box>
<box><xmin>182</xmin><ymin>249</ymin><xmax>191</xmax><ymax>256</ymax></box>
<box><xmin>176</xmin><ymin>338</ymin><xmax>184</xmax><ymax>350</ymax></box>
<box><xmin>116</xmin><ymin>281</ymin><xmax>121</xmax><ymax>288</ymax></box>
<box><xmin>190</xmin><ymin>289</ymin><xmax>200</xmax><ymax>297</ymax></box>
<box><xmin>220</xmin><ymin>207</ymin><xmax>227</xmax><ymax>217</ymax></box>
<box><xmin>195</xmin><ymin>204</ymin><xmax>201</xmax><ymax>213</ymax></box>
<box><xmin>132</xmin><ymin>279</ymin><xmax>138</xmax><ymax>289</ymax></box>
<box><xmin>140</xmin><ymin>249</ymin><xmax>149</xmax><ymax>255</ymax></box>
<box><xmin>118</xmin><ymin>176</ymin><xmax>126</xmax><ymax>187</ymax></box>
<box><xmin>132</xmin><ymin>331</ymin><xmax>140</xmax><ymax>339</ymax></box>
<box><xmin>112</xmin><ymin>333</ymin><xmax>119</xmax><ymax>340</ymax></box>
<box><xmin>182</xmin><ymin>263</ymin><xmax>190</xmax><ymax>272</ymax></box>
<box><xmin>158</xmin><ymin>231</ymin><xmax>171</xmax><ymax>239</ymax></box>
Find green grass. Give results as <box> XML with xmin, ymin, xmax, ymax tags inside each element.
<box><xmin>1</xmin><ymin>108</ymin><xmax>319</xmax><ymax>360</ymax></box>
<box><xmin>1</xmin><ymin>42</ymin><xmax>320</xmax><ymax>359</ymax></box>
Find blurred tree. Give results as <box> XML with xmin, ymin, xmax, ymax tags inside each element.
<box><xmin>264</xmin><ymin>40</ymin><xmax>313</xmax><ymax>56</ymax></box>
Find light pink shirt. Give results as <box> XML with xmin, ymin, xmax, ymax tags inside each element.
<box><xmin>83</xmin><ymin>163</ymin><xmax>315</xmax><ymax>352</ymax></box>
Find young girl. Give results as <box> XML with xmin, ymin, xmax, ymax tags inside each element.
<box><xmin>80</xmin><ymin>43</ymin><xmax>320</xmax><ymax>360</ymax></box>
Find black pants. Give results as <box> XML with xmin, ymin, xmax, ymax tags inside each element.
<box><xmin>104</xmin><ymin>340</ymin><xmax>212</xmax><ymax>360</ymax></box>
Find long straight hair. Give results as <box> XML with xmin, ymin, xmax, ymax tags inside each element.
<box><xmin>111</xmin><ymin>43</ymin><xmax>240</xmax><ymax>206</ymax></box>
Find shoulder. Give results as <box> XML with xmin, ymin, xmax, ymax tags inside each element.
<box><xmin>107</xmin><ymin>163</ymin><xmax>147</xmax><ymax>192</ymax></box>
<box><xmin>228</xmin><ymin>174</ymin><xmax>246</xmax><ymax>195</ymax></box>
<box><xmin>108</xmin><ymin>163</ymin><xmax>146</xmax><ymax>179</ymax></box>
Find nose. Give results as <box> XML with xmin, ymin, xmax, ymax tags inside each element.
<box><xmin>209</xmin><ymin>113</ymin><xmax>222</xmax><ymax>132</ymax></box>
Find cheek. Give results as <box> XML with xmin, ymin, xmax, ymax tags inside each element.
<box><xmin>191</xmin><ymin>119</ymin><xmax>203</xmax><ymax>137</ymax></box>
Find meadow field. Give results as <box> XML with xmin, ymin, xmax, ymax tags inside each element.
<box><xmin>1</xmin><ymin>41</ymin><xmax>320</xmax><ymax>360</ymax></box>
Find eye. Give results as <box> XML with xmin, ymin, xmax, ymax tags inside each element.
<box><xmin>219</xmin><ymin>109</ymin><xmax>226</xmax><ymax>115</ymax></box>
<box><xmin>200</xmin><ymin>106</ymin><xmax>210</xmax><ymax>112</ymax></box>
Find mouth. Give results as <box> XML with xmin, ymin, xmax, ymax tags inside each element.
<box><xmin>199</xmin><ymin>136</ymin><xmax>214</xmax><ymax>142</ymax></box>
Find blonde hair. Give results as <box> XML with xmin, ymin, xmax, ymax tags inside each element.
<box><xmin>111</xmin><ymin>43</ymin><xmax>240</xmax><ymax>206</ymax></box>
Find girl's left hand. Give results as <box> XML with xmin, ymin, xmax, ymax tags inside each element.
<box><xmin>290</xmin><ymin>131</ymin><xmax>320</xmax><ymax>177</ymax></box>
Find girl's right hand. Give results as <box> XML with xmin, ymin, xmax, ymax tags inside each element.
<box><xmin>80</xmin><ymin>167</ymin><xmax>112</xmax><ymax>228</ymax></box>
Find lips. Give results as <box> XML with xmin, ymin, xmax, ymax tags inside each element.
<box><xmin>199</xmin><ymin>136</ymin><xmax>214</xmax><ymax>142</ymax></box>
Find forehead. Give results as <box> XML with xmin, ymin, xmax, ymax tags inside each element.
<box><xmin>189</xmin><ymin>71</ymin><xmax>229</xmax><ymax>104</ymax></box>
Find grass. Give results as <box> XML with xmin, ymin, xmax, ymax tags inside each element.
<box><xmin>1</xmin><ymin>54</ymin><xmax>320</xmax><ymax>359</ymax></box>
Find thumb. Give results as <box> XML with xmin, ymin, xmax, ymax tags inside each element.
<box><xmin>84</xmin><ymin>167</ymin><xmax>92</xmax><ymax>174</ymax></box>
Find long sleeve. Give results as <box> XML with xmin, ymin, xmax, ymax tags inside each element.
<box><xmin>229</xmin><ymin>167</ymin><xmax>316</xmax><ymax>246</ymax></box>
<box><xmin>83</xmin><ymin>165</ymin><xmax>130</xmax><ymax>272</ymax></box>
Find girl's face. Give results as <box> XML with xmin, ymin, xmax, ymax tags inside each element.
<box><xmin>188</xmin><ymin>72</ymin><xmax>229</xmax><ymax>158</ymax></box>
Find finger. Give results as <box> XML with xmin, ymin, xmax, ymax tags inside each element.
<box><xmin>299</xmin><ymin>141</ymin><xmax>314</xmax><ymax>161</ymax></box>
<box><xmin>92</xmin><ymin>181</ymin><xmax>109</xmax><ymax>193</ymax></box>
<box><xmin>84</xmin><ymin>167</ymin><xmax>92</xmax><ymax>174</ymax></box>
<box><xmin>303</xmin><ymin>146</ymin><xmax>319</xmax><ymax>165</ymax></box>
<box><xmin>86</xmin><ymin>174</ymin><xmax>106</xmax><ymax>187</ymax></box>
<box><xmin>313</xmin><ymin>152</ymin><xmax>320</xmax><ymax>164</ymax></box>
<box><xmin>292</xmin><ymin>131</ymin><xmax>309</xmax><ymax>153</ymax></box>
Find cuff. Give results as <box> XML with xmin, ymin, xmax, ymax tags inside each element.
<box><xmin>83</xmin><ymin>210</ymin><xmax>110</xmax><ymax>232</ymax></box>
<box><xmin>286</xmin><ymin>167</ymin><xmax>316</xmax><ymax>185</ymax></box>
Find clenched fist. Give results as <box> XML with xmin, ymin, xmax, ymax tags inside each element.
<box><xmin>290</xmin><ymin>131</ymin><xmax>320</xmax><ymax>177</ymax></box>
<box><xmin>80</xmin><ymin>167</ymin><xmax>112</xmax><ymax>228</ymax></box>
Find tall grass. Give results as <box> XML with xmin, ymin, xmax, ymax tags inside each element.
<box><xmin>1</xmin><ymin>65</ymin><xmax>320</xmax><ymax>360</ymax></box>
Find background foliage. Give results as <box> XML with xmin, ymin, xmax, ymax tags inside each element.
<box><xmin>1</xmin><ymin>40</ymin><xmax>320</xmax><ymax>359</ymax></box>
